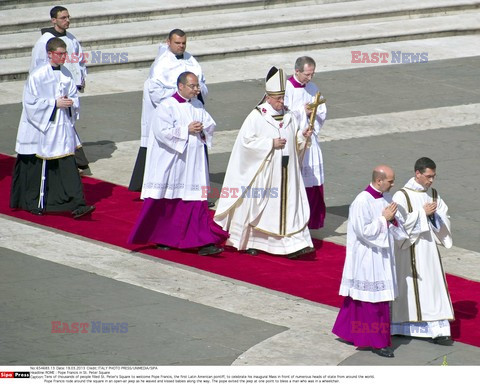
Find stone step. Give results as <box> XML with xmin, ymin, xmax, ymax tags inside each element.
<box><xmin>1</xmin><ymin>0</ymin><xmax>477</xmax><ymax>60</ymax></box>
<box><xmin>0</xmin><ymin>0</ymin><xmax>99</xmax><ymax>11</ymax></box>
<box><xmin>0</xmin><ymin>12</ymin><xmax>478</xmax><ymax>82</ymax></box>
<box><xmin>0</xmin><ymin>0</ymin><xmax>349</xmax><ymax>33</ymax></box>
<box><xmin>2</xmin><ymin>0</ymin><xmax>477</xmax><ymax>52</ymax></box>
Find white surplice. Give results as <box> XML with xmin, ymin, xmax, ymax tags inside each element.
<box><xmin>339</xmin><ymin>186</ymin><xmax>408</xmax><ymax>303</ymax></box>
<box><xmin>30</xmin><ymin>30</ymin><xmax>87</xmax><ymax>88</ymax></box>
<box><xmin>214</xmin><ymin>102</ymin><xmax>313</xmax><ymax>255</ymax></box>
<box><xmin>391</xmin><ymin>178</ymin><xmax>454</xmax><ymax>337</ymax></box>
<box><xmin>140</xmin><ymin>50</ymin><xmax>207</xmax><ymax>147</ymax></box>
<box><xmin>16</xmin><ymin>64</ymin><xmax>80</xmax><ymax>159</ymax></box>
<box><xmin>284</xmin><ymin>76</ymin><xmax>326</xmax><ymax>187</ymax></box>
<box><xmin>141</xmin><ymin>94</ymin><xmax>215</xmax><ymax>201</ymax></box>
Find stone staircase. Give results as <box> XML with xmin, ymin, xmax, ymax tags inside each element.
<box><xmin>0</xmin><ymin>0</ymin><xmax>479</xmax><ymax>82</ymax></box>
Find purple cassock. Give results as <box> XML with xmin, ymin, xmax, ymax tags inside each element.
<box><xmin>332</xmin><ymin>297</ymin><xmax>391</xmax><ymax>349</ymax></box>
<box><xmin>331</xmin><ymin>184</ymin><xmax>393</xmax><ymax>349</ymax></box>
<box><xmin>128</xmin><ymin>198</ymin><xmax>228</xmax><ymax>249</ymax></box>
<box><xmin>305</xmin><ymin>185</ymin><xmax>326</xmax><ymax>229</ymax></box>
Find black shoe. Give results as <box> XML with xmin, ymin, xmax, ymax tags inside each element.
<box><xmin>246</xmin><ymin>248</ymin><xmax>259</xmax><ymax>256</ymax></box>
<box><xmin>198</xmin><ymin>245</ymin><xmax>223</xmax><ymax>256</ymax></box>
<box><xmin>287</xmin><ymin>246</ymin><xmax>315</xmax><ymax>259</ymax></box>
<box><xmin>156</xmin><ymin>244</ymin><xmax>171</xmax><ymax>251</ymax></box>
<box><xmin>373</xmin><ymin>347</ymin><xmax>394</xmax><ymax>358</ymax></box>
<box><xmin>30</xmin><ymin>208</ymin><xmax>44</xmax><ymax>216</ymax></box>
<box><xmin>72</xmin><ymin>205</ymin><xmax>95</xmax><ymax>219</ymax></box>
<box><xmin>78</xmin><ymin>167</ymin><xmax>92</xmax><ymax>176</ymax></box>
<box><xmin>287</xmin><ymin>252</ymin><xmax>300</xmax><ymax>260</ymax></box>
<box><xmin>432</xmin><ymin>336</ymin><xmax>453</xmax><ymax>346</ymax></box>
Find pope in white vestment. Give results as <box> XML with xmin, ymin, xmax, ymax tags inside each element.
<box><xmin>128</xmin><ymin>72</ymin><xmax>227</xmax><ymax>256</ymax></box>
<box><xmin>284</xmin><ymin>56</ymin><xmax>327</xmax><ymax>229</ymax></box>
<box><xmin>214</xmin><ymin>67</ymin><xmax>314</xmax><ymax>258</ymax></box>
<box><xmin>391</xmin><ymin>158</ymin><xmax>454</xmax><ymax>343</ymax></box>
<box><xmin>129</xmin><ymin>29</ymin><xmax>207</xmax><ymax>191</ymax></box>
<box><xmin>332</xmin><ymin>166</ymin><xmax>407</xmax><ymax>357</ymax></box>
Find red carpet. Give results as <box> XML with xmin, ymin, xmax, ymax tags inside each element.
<box><xmin>1</xmin><ymin>153</ymin><xmax>479</xmax><ymax>347</ymax></box>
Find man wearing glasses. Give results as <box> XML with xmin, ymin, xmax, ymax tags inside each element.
<box><xmin>30</xmin><ymin>6</ymin><xmax>87</xmax><ymax>92</ymax></box>
<box><xmin>128</xmin><ymin>72</ymin><xmax>227</xmax><ymax>256</ymax></box>
<box><xmin>30</xmin><ymin>6</ymin><xmax>90</xmax><ymax>175</ymax></box>
<box><xmin>391</xmin><ymin>157</ymin><xmax>454</xmax><ymax>346</ymax></box>
<box><xmin>11</xmin><ymin>38</ymin><xmax>95</xmax><ymax>219</ymax></box>
<box><xmin>129</xmin><ymin>29</ymin><xmax>207</xmax><ymax>192</ymax></box>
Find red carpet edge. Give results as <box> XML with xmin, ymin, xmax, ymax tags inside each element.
<box><xmin>1</xmin><ymin>153</ymin><xmax>478</xmax><ymax>347</ymax></box>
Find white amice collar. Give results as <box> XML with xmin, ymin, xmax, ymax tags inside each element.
<box><xmin>404</xmin><ymin>177</ymin><xmax>428</xmax><ymax>192</ymax></box>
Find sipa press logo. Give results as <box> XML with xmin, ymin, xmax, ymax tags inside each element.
<box><xmin>351</xmin><ymin>50</ymin><xmax>429</xmax><ymax>64</ymax></box>
<box><xmin>0</xmin><ymin>372</ymin><xmax>30</xmax><ymax>379</ymax></box>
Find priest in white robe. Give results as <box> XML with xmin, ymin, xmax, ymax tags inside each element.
<box><xmin>214</xmin><ymin>67</ymin><xmax>314</xmax><ymax>259</ymax></box>
<box><xmin>129</xmin><ymin>29</ymin><xmax>208</xmax><ymax>191</ymax></box>
<box><xmin>11</xmin><ymin>37</ymin><xmax>94</xmax><ymax>219</ymax></box>
<box><xmin>332</xmin><ymin>165</ymin><xmax>407</xmax><ymax>358</ymax></box>
<box><xmin>284</xmin><ymin>56</ymin><xmax>327</xmax><ymax>229</ymax></box>
<box><xmin>30</xmin><ymin>6</ymin><xmax>90</xmax><ymax>173</ymax></box>
<box><xmin>391</xmin><ymin>157</ymin><xmax>454</xmax><ymax>345</ymax></box>
<box><xmin>128</xmin><ymin>72</ymin><xmax>227</xmax><ymax>256</ymax></box>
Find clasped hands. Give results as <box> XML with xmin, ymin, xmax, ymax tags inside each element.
<box><xmin>56</xmin><ymin>96</ymin><xmax>73</xmax><ymax>108</ymax></box>
<box><xmin>383</xmin><ymin>202</ymin><xmax>398</xmax><ymax>222</ymax></box>
<box><xmin>424</xmin><ymin>201</ymin><xmax>437</xmax><ymax>216</ymax></box>
<box><xmin>188</xmin><ymin>121</ymin><xmax>204</xmax><ymax>134</ymax></box>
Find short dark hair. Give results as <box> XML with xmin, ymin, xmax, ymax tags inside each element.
<box><xmin>177</xmin><ymin>71</ymin><xmax>195</xmax><ymax>86</ymax></box>
<box><xmin>46</xmin><ymin>37</ymin><xmax>67</xmax><ymax>52</ymax></box>
<box><xmin>415</xmin><ymin>157</ymin><xmax>436</xmax><ymax>173</ymax></box>
<box><xmin>168</xmin><ymin>29</ymin><xmax>186</xmax><ymax>40</ymax></box>
<box><xmin>50</xmin><ymin>6</ymin><xmax>68</xmax><ymax>19</ymax></box>
<box><xmin>295</xmin><ymin>56</ymin><xmax>316</xmax><ymax>72</ymax></box>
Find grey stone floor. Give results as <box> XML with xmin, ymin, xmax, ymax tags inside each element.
<box><xmin>0</xmin><ymin>55</ymin><xmax>479</xmax><ymax>368</ymax></box>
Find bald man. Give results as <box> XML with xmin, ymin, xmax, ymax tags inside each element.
<box><xmin>332</xmin><ymin>165</ymin><xmax>407</xmax><ymax>358</ymax></box>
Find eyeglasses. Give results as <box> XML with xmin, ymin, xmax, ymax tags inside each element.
<box><xmin>186</xmin><ymin>84</ymin><xmax>201</xmax><ymax>90</ymax></box>
<box><xmin>421</xmin><ymin>173</ymin><xmax>436</xmax><ymax>180</ymax></box>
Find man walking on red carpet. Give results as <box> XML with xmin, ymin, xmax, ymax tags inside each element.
<box><xmin>391</xmin><ymin>157</ymin><xmax>454</xmax><ymax>345</ymax></box>
<box><xmin>284</xmin><ymin>56</ymin><xmax>327</xmax><ymax>229</ymax></box>
<box><xmin>127</xmin><ymin>72</ymin><xmax>227</xmax><ymax>256</ymax></box>
<box><xmin>129</xmin><ymin>28</ymin><xmax>207</xmax><ymax>192</ymax></box>
<box><xmin>10</xmin><ymin>37</ymin><xmax>94</xmax><ymax>219</ymax></box>
<box><xmin>214</xmin><ymin>66</ymin><xmax>315</xmax><ymax>259</ymax></box>
<box><xmin>332</xmin><ymin>165</ymin><xmax>407</xmax><ymax>358</ymax></box>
